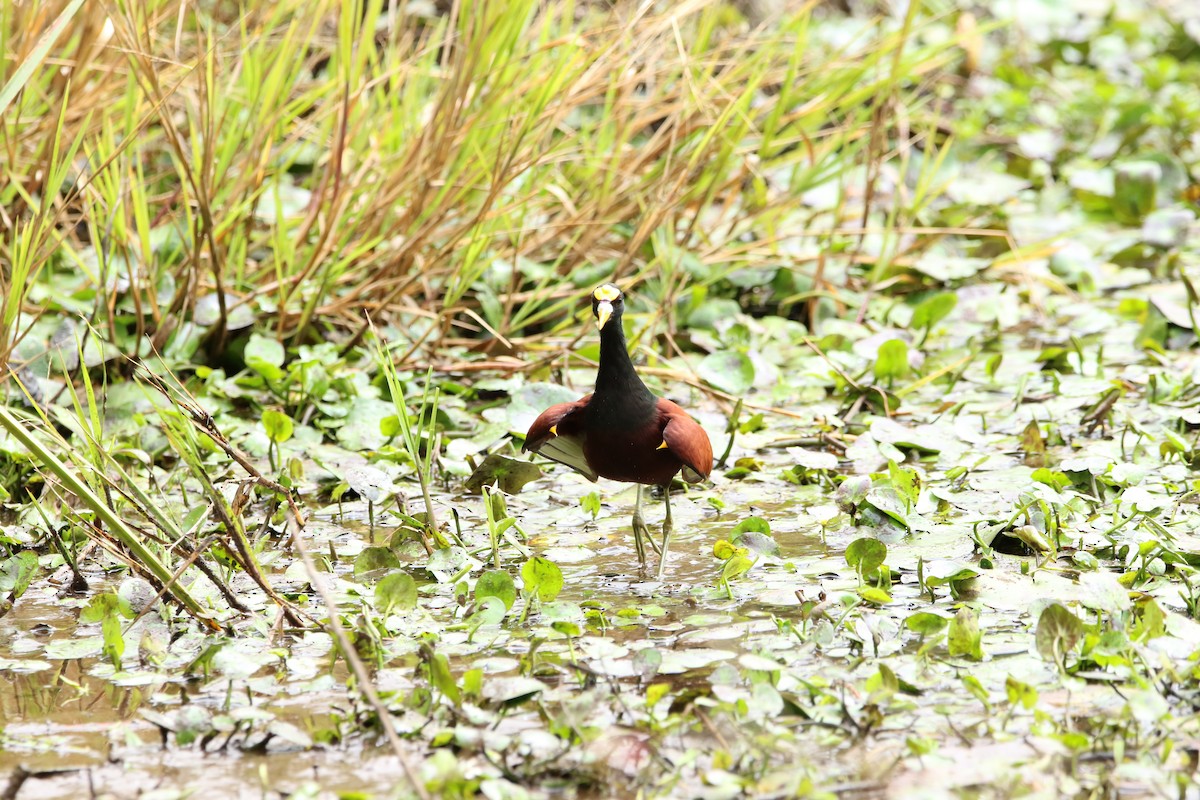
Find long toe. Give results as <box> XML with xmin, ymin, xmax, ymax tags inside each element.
<box><xmin>632</xmin><ymin>515</ymin><xmax>650</xmax><ymax>567</ymax></box>
<box><xmin>646</xmin><ymin>527</ymin><xmax>663</xmax><ymax>555</ymax></box>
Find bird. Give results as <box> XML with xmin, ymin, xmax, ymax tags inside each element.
<box><xmin>523</xmin><ymin>284</ymin><xmax>713</xmax><ymax>578</ymax></box>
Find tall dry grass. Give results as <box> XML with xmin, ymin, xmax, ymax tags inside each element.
<box><xmin>1</xmin><ymin>0</ymin><xmax>957</xmax><ymax>373</ymax></box>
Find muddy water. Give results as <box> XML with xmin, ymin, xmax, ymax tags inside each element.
<box><xmin>0</xmin><ymin>583</ymin><xmax>413</xmax><ymax>799</ymax></box>
<box><xmin>1</xmin><ymin>480</ymin><xmax>841</xmax><ymax>799</ymax></box>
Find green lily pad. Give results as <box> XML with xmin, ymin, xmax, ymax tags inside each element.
<box><xmin>697</xmin><ymin>351</ymin><xmax>755</xmax><ymax>395</ymax></box>
<box><xmin>465</xmin><ymin>454</ymin><xmax>542</xmax><ymax>494</ymax></box>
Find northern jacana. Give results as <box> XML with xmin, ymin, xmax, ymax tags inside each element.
<box><xmin>523</xmin><ymin>284</ymin><xmax>713</xmax><ymax>578</ymax></box>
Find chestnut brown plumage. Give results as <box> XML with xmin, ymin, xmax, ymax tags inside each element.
<box><xmin>523</xmin><ymin>284</ymin><xmax>713</xmax><ymax>577</ymax></box>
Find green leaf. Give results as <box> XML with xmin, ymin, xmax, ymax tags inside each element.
<box><xmin>484</xmin><ymin>676</ymin><xmax>546</xmax><ymax>707</ymax></box>
<box><xmin>375</xmin><ymin>571</ymin><xmax>418</xmax><ymax>614</ymax></box>
<box><xmin>835</xmin><ymin>475</ymin><xmax>870</xmax><ymax>512</ymax></box>
<box><xmin>845</xmin><ymin>537</ymin><xmax>887</xmax><ymax>576</ymax></box>
<box><xmin>1034</xmin><ymin>346</ymin><xmax>1069</xmax><ymax>366</ymax></box>
<box><xmin>922</xmin><ymin>560</ymin><xmax>980</xmax><ymax>595</ymax></box>
<box><xmin>1132</xmin><ymin>596</ymin><xmax>1166</xmax><ymax>643</ymax></box>
<box><xmin>0</xmin><ymin>552</ymin><xmax>38</xmax><ymax>597</ymax></box>
<box><xmin>948</xmin><ymin>606</ymin><xmax>983</xmax><ymax>660</ymax></box>
<box><xmin>887</xmin><ymin>460</ymin><xmax>918</xmax><ymax>506</ymax></box>
<box><xmin>464</xmin><ymin>454</ymin><xmax>542</xmax><ymax>494</ymax></box>
<box><xmin>521</xmin><ymin>556</ymin><xmax>563</xmax><ymax>602</ymax></box>
<box><xmin>0</xmin><ymin>408</ymin><xmax>209</xmax><ymax>620</ymax></box>
<box><xmin>1030</xmin><ymin>468</ymin><xmax>1071</xmax><ymax>490</ymax></box>
<box><xmin>633</xmin><ymin>648</ymin><xmax>663</xmax><ymax>680</ymax></box>
<box><xmin>380</xmin><ymin>415</ymin><xmax>401</xmax><ymax>438</ymax></box>
<box><xmin>83</xmin><ymin>593</ymin><xmax>131</xmax><ymax>670</ymax></box>
<box><xmin>720</xmin><ymin>554</ymin><xmax>754</xmax><ymax>582</ymax></box>
<box><xmin>873</xmin><ymin>339</ymin><xmax>909</xmax><ymax>384</ymax></box>
<box><xmin>730</xmin><ymin>517</ymin><xmax>778</xmax><ymax>557</ymax></box>
<box><xmin>985</xmin><ymin>353</ymin><xmax>1003</xmax><ymax>379</ymax></box>
<box><xmin>487</xmin><ymin>489</ymin><xmax>509</xmax><ymax>521</ymax></box>
<box><xmin>101</xmin><ymin>613</ymin><xmax>124</xmax><ymax>669</ymax></box>
<box><xmin>866</xmin><ymin>663</ymin><xmax>898</xmax><ymax>698</ymax></box>
<box><xmin>1010</xmin><ymin>525</ymin><xmax>1052</xmax><ymax>553</ymax></box>
<box><xmin>1021</xmin><ymin>420</ymin><xmax>1045</xmax><ymax>458</ymax></box>
<box><xmin>353</xmin><ymin>547</ymin><xmax>402</xmax><ymax>576</ymax></box>
<box><xmin>428</xmin><ymin>651</ymin><xmax>461</xmax><ymax>705</ymax></box>
<box><xmin>469</xmin><ymin>596</ymin><xmax>508</xmax><ymax>627</ymax></box>
<box><xmin>1055</xmin><ymin>731</ymin><xmax>1091</xmax><ymax>751</ymax></box>
<box><xmin>859</xmin><ymin>586</ymin><xmax>891</xmax><ymax>605</ymax></box>
<box><xmin>697</xmin><ymin>351</ymin><xmax>755</xmax><ymax>395</ymax></box>
<box><xmin>1005</xmin><ymin>675</ymin><xmax>1038</xmax><ymax>709</ymax></box>
<box><xmin>910</xmin><ymin>292</ymin><xmax>957</xmax><ymax>332</ymax></box>
<box><xmin>961</xmin><ymin>675</ymin><xmax>989</xmax><ymax>708</ymax></box>
<box><xmin>733</xmin><ymin>531</ymin><xmax>780</xmax><ymax>558</ymax></box>
<box><xmin>731</xmin><ymin>516</ymin><xmax>771</xmax><ymax>536</ymax></box>
<box><xmin>80</xmin><ymin>592</ymin><xmax>131</xmax><ymax>623</ymax></box>
<box><xmin>552</xmin><ymin>620</ymin><xmax>582</xmax><ymax>637</ymax></box>
<box><xmin>244</xmin><ymin>334</ymin><xmax>285</xmax><ymax>380</ymax></box>
<box><xmin>713</xmin><ymin>539</ymin><xmax>739</xmax><ymax>560</ymax></box>
<box><xmin>462</xmin><ymin>668</ymin><xmax>483</xmax><ymax>698</ymax></box>
<box><xmin>1035</xmin><ymin>603</ymin><xmax>1082</xmax><ymax>663</ymax></box>
<box><xmin>1112</xmin><ymin>160</ymin><xmax>1161</xmax><ymax>224</ymax></box>
<box><xmin>738</xmin><ymin>413</ymin><xmax>766</xmax><ymax>434</ymax></box>
<box><xmin>261</xmin><ymin>409</ymin><xmax>294</xmax><ymax>444</ymax></box>
<box><xmin>687</xmin><ymin>298</ymin><xmax>742</xmax><ymax>329</ymax></box>
<box><xmin>185</xmin><ymin>643</ymin><xmax>224</xmax><ymax>678</ymax></box>
<box><xmin>581</xmin><ymin>491</ymin><xmax>601</xmax><ymax>518</ymax></box>
<box><xmin>905</xmin><ymin>612</ymin><xmax>948</xmax><ymax>637</ymax></box>
<box><xmin>475</xmin><ymin>569</ymin><xmax>517</xmax><ymax>610</ymax></box>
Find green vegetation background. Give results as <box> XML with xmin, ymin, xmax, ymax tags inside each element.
<box><xmin>2</xmin><ymin>1</ymin><xmax>1200</xmax><ymax>798</ymax></box>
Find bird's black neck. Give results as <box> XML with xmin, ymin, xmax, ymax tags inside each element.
<box><xmin>592</xmin><ymin>313</ymin><xmax>658</xmax><ymax>427</ymax></box>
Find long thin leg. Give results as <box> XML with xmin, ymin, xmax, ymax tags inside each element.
<box><xmin>646</xmin><ymin>490</ymin><xmax>663</xmax><ymax>554</ymax></box>
<box><xmin>631</xmin><ymin>484</ymin><xmax>649</xmax><ymax>569</ymax></box>
<box><xmin>656</xmin><ymin>485</ymin><xmax>673</xmax><ymax>579</ymax></box>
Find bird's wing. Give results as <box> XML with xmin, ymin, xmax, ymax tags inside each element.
<box><xmin>661</xmin><ymin>401</ymin><xmax>713</xmax><ymax>483</ymax></box>
<box><xmin>523</xmin><ymin>397</ymin><xmax>598</xmax><ymax>482</ymax></box>
<box><xmin>535</xmin><ymin>434</ymin><xmax>597</xmax><ymax>482</ymax></box>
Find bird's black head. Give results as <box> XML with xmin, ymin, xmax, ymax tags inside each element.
<box><xmin>591</xmin><ymin>284</ymin><xmax>624</xmax><ymax>331</ymax></box>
